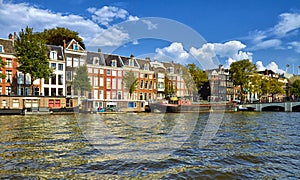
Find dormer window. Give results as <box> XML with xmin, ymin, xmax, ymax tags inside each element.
<box><xmin>144</xmin><ymin>64</ymin><xmax>149</xmax><ymax>71</ymax></box>
<box><xmin>73</xmin><ymin>44</ymin><xmax>79</xmax><ymax>51</ymax></box>
<box><xmin>0</xmin><ymin>45</ymin><xmax>3</xmax><ymax>52</ymax></box>
<box><xmin>167</xmin><ymin>67</ymin><xmax>174</xmax><ymax>74</ymax></box>
<box><xmin>111</xmin><ymin>60</ymin><xmax>117</xmax><ymax>67</ymax></box>
<box><xmin>50</xmin><ymin>51</ymin><xmax>57</xmax><ymax>60</ymax></box>
<box><xmin>129</xmin><ymin>59</ymin><xmax>134</xmax><ymax>67</ymax></box>
<box><xmin>93</xmin><ymin>57</ymin><xmax>99</xmax><ymax>65</ymax></box>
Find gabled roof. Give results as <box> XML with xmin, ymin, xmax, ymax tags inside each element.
<box><xmin>65</xmin><ymin>39</ymin><xmax>85</xmax><ymax>52</ymax></box>
<box><xmin>120</xmin><ymin>55</ymin><xmax>139</xmax><ymax>68</ymax></box>
<box><xmin>135</xmin><ymin>58</ymin><xmax>153</xmax><ymax>71</ymax></box>
<box><xmin>0</xmin><ymin>38</ymin><xmax>14</xmax><ymax>54</ymax></box>
<box><xmin>103</xmin><ymin>53</ymin><xmax>123</xmax><ymax>67</ymax></box>
<box><xmin>86</xmin><ymin>51</ymin><xmax>106</xmax><ymax>66</ymax></box>
<box><xmin>46</xmin><ymin>45</ymin><xmax>64</xmax><ymax>60</ymax></box>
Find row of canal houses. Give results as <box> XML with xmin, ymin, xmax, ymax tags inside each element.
<box><xmin>0</xmin><ymin>36</ymin><xmax>189</xmax><ymax>112</ymax></box>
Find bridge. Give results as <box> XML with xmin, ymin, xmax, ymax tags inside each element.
<box><xmin>244</xmin><ymin>101</ymin><xmax>300</xmax><ymax>112</ymax></box>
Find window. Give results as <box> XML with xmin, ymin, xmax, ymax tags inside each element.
<box><xmin>100</xmin><ymin>69</ymin><xmax>104</xmax><ymax>74</ymax></box>
<box><xmin>66</xmin><ymin>71</ymin><xmax>72</xmax><ymax>81</ymax></box>
<box><xmin>128</xmin><ymin>102</ymin><xmax>137</xmax><ymax>108</ymax></box>
<box><xmin>112</xmin><ymin>78</ymin><xmax>116</xmax><ymax>89</ymax></box>
<box><xmin>94</xmin><ymin>76</ymin><xmax>98</xmax><ymax>86</ymax></box>
<box><xmin>51</xmin><ymin>63</ymin><xmax>56</xmax><ymax>69</ymax></box>
<box><xmin>140</xmin><ymin>80</ymin><xmax>144</xmax><ymax>89</ymax></box>
<box><xmin>58</xmin><ymin>64</ymin><xmax>63</xmax><ymax>71</ymax></box>
<box><xmin>73</xmin><ymin>58</ymin><xmax>79</xmax><ymax>67</ymax></box>
<box><xmin>144</xmin><ymin>81</ymin><xmax>148</xmax><ymax>89</ymax></box>
<box><xmin>140</xmin><ymin>93</ymin><xmax>143</xmax><ymax>100</ymax></box>
<box><xmin>50</xmin><ymin>51</ymin><xmax>57</xmax><ymax>60</ymax></box>
<box><xmin>118</xmin><ymin>79</ymin><xmax>122</xmax><ymax>90</ymax></box>
<box><xmin>67</xmin><ymin>57</ymin><xmax>72</xmax><ymax>67</ymax></box>
<box><xmin>51</xmin><ymin>75</ymin><xmax>56</xmax><ymax>85</ymax></box>
<box><xmin>100</xmin><ymin>77</ymin><xmax>104</xmax><ymax>86</ymax></box>
<box><xmin>94</xmin><ymin>89</ymin><xmax>98</xmax><ymax>99</ymax></box>
<box><xmin>107</xmin><ymin>69</ymin><xmax>111</xmax><ymax>75</ymax></box>
<box><xmin>51</xmin><ymin>88</ymin><xmax>56</xmax><ymax>96</ymax></box>
<box><xmin>0</xmin><ymin>45</ymin><xmax>3</xmax><ymax>52</ymax></box>
<box><xmin>48</xmin><ymin>100</ymin><xmax>54</xmax><ymax>108</ymax></box>
<box><xmin>111</xmin><ymin>60</ymin><xmax>117</xmax><ymax>67</ymax></box>
<box><xmin>80</xmin><ymin>58</ymin><xmax>85</xmax><ymax>66</ymax></box>
<box><xmin>6</xmin><ymin>59</ymin><xmax>12</xmax><ymax>68</ymax></box>
<box><xmin>106</xmin><ymin>78</ymin><xmax>111</xmax><ymax>89</ymax></box>
<box><xmin>149</xmin><ymin>93</ymin><xmax>152</xmax><ymax>100</ymax></box>
<box><xmin>167</xmin><ymin>67</ymin><xmax>174</xmax><ymax>74</ymax></box>
<box><xmin>112</xmin><ymin>70</ymin><xmax>117</xmax><ymax>76</ymax></box>
<box><xmin>73</xmin><ymin>44</ymin><xmax>79</xmax><ymax>50</ymax></box>
<box><xmin>144</xmin><ymin>64</ymin><xmax>149</xmax><ymax>70</ymax></box>
<box><xmin>67</xmin><ymin>86</ymin><xmax>71</xmax><ymax>96</ymax></box>
<box><xmin>12</xmin><ymin>99</ymin><xmax>19</xmax><ymax>108</ymax></box>
<box><xmin>58</xmin><ymin>75</ymin><xmax>63</xmax><ymax>85</ymax></box>
<box><xmin>129</xmin><ymin>59</ymin><xmax>134</xmax><ymax>66</ymax></box>
<box><xmin>58</xmin><ymin>88</ymin><xmax>63</xmax><ymax>96</ymax></box>
<box><xmin>0</xmin><ymin>87</ymin><xmax>2</xmax><ymax>95</ymax></box>
<box><xmin>5</xmin><ymin>70</ymin><xmax>12</xmax><ymax>82</ymax></box>
<box><xmin>149</xmin><ymin>81</ymin><xmax>152</xmax><ymax>89</ymax></box>
<box><xmin>118</xmin><ymin>70</ymin><xmax>122</xmax><ymax>77</ymax></box>
<box><xmin>6</xmin><ymin>86</ymin><xmax>11</xmax><ymax>95</ymax></box>
<box><xmin>44</xmin><ymin>88</ymin><xmax>49</xmax><ymax>96</ymax></box>
<box><xmin>93</xmin><ymin>57</ymin><xmax>99</xmax><ymax>65</ymax></box>
<box><xmin>106</xmin><ymin>91</ymin><xmax>111</xmax><ymax>99</ymax></box>
<box><xmin>88</xmin><ymin>68</ymin><xmax>93</xmax><ymax>73</ymax></box>
<box><xmin>118</xmin><ymin>92</ymin><xmax>122</xmax><ymax>100</ymax></box>
<box><xmin>145</xmin><ymin>74</ymin><xmax>148</xmax><ymax>78</ymax></box>
<box><xmin>55</xmin><ymin>100</ymin><xmax>60</xmax><ymax>107</ymax></box>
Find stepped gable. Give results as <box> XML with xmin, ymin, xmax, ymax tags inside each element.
<box><xmin>0</xmin><ymin>38</ymin><xmax>14</xmax><ymax>54</ymax></box>
<box><xmin>46</xmin><ymin>45</ymin><xmax>64</xmax><ymax>60</ymax></box>
<box><xmin>86</xmin><ymin>51</ymin><xmax>106</xmax><ymax>66</ymax></box>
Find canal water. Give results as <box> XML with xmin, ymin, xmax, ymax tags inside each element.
<box><xmin>0</xmin><ymin>112</ymin><xmax>299</xmax><ymax>179</ymax></box>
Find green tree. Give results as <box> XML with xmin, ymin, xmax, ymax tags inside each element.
<box><xmin>36</xmin><ymin>27</ymin><xmax>85</xmax><ymax>49</ymax></box>
<box><xmin>72</xmin><ymin>65</ymin><xmax>91</xmax><ymax>97</ymax></box>
<box><xmin>261</xmin><ymin>78</ymin><xmax>285</xmax><ymax>101</ymax></box>
<box><xmin>185</xmin><ymin>63</ymin><xmax>208</xmax><ymax>94</ymax></box>
<box><xmin>0</xmin><ymin>56</ymin><xmax>6</xmax><ymax>79</ymax></box>
<box><xmin>14</xmin><ymin>26</ymin><xmax>52</xmax><ymax>95</ymax></box>
<box><xmin>291</xmin><ymin>79</ymin><xmax>300</xmax><ymax>97</ymax></box>
<box><xmin>165</xmin><ymin>75</ymin><xmax>176</xmax><ymax>97</ymax></box>
<box><xmin>124</xmin><ymin>71</ymin><xmax>138</xmax><ymax>99</ymax></box>
<box><xmin>229</xmin><ymin>59</ymin><xmax>257</xmax><ymax>101</ymax></box>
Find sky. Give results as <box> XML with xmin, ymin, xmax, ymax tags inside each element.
<box><xmin>1</xmin><ymin>0</ymin><xmax>300</xmax><ymax>73</ymax></box>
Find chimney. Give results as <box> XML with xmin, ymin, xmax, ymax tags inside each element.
<box><xmin>63</xmin><ymin>40</ymin><xmax>66</xmax><ymax>48</ymax></box>
<box><xmin>8</xmin><ymin>33</ymin><xmax>13</xmax><ymax>40</ymax></box>
<box><xmin>13</xmin><ymin>32</ymin><xmax>17</xmax><ymax>40</ymax></box>
<box><xmin>98</xmin><ymin>48</ymin><xmax>101</xmax><ymax>53</ymax></box>
<box><xmin>130</xmin><ymin>54</ymin><xmax>134</xmax><ymax>59</ymax></box>
<box><xmin>145</xmin><ymin>57</ymin><xmax>151</xmax><ymax>61</ymax></box>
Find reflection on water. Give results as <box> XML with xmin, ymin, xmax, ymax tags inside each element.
<box><xmin>0</xmin><ymin>112</ymin><xmax>299</xmax><ymax>179</ymax></box>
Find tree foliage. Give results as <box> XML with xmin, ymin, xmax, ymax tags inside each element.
<box><xmin>36</xmin><ymin>27</ymin><xmax>85</xmax><ymax>49</ymax></box>
<box><xmin>14</xmin><ymin>26</ymin><xmax>52</xmax><ymax>95</ymax></box>
<box><xmin>72</xmin><ymin>65</ymin><xmax>91</xmax><ymax>93</ymax></box>
<box><xmin>291</xmin><ymin>79</ymin><xmax>300</xmax><ymax>97</ymax></box>
<box><xmin>165</xmin><ymin>75</ymin><xmax>176</xmax><ymax>96</ymax></box>
<box><xmin>185</xmin><ymin>63</ymin><xmax>208</xmax><ymax>94</ymax></box>
<box><xmin>124</xmin><ymin>71</ymin><xmax>138</xmax><ymax>99</ymax></box>
<box><xmin>261</xmin><ymin>78</ymin><xmax>285</xmax><ymax>96</ymax></box>
<box><xmin>229</xmin><ymin>59</ymin><xmax>257</xmax><ymax>100</ymax></box>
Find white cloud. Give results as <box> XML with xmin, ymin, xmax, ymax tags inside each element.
<box><xmin>0</xmin><ymin>1</ymin><xmax>102</xmax><ymax>44</ymax></box>
<box><xmin>128</xmin><ymin>15</ymin><xmax>139</xmax><ymax>21</ymax></box>
<box><xmin>155</xmin><ymin>42</ymin><xmax>189</xmax><ymax>64</ymax></box>
<box><xmin>255</xmin><ymin>61</ymin><xmax>285</xmax><ymax>74</ymax></box>
<box><xmin>251</xmin><ymin>39</ymin><xmax>282</xmax><ymax>50</ymax></box>
<box><xmin>132</xmin><ymin>39</ymin><xmax>139</xmax><ymax>45</ymax></box>
<box><xmin>273</xmin><ymin>12</ymin><xmax>300</xmax><ymax>37</ymax></box>
<box><xmin>88</xmin><ymin>6</ymin><xmax>129</xmax><ymax>27</ymax></box>
<box><xmin>248</xmin><ymin>12</ymin><xmax>300</xmax><ymax>51</ymax></box>
<box><xmin>89</xmin><ymin>26</ymin><xmax>129</xmax><ymax>46</ymax></box>
<box><xmin>288</xmin><ymin>41</ymin><xmax>300</xmax><ymax>53</ymax></box>
<box><xmin>189</xmin><ymin>40</ymin><xmax>252</xmax><ymax>68</ymax></box>
<box><xmin>141</xmin><ymin>19</ymin><xmax>158</xmax><ymax>30</ymax></box>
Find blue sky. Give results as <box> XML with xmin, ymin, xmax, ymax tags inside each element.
<box><xmin>1</xmin><ymin>0</ymin><xmax>300</xmax><ymax>72</ymax></box>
